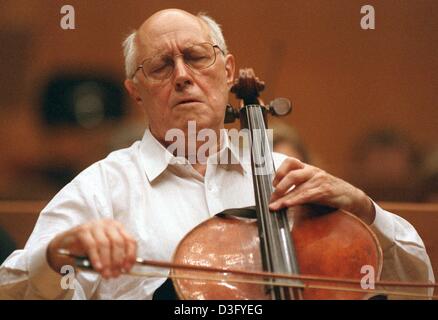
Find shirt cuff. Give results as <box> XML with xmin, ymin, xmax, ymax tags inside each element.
<box><xmin>27</xmin><ymin>243</ymin><xmax>70</xmax><ymax>299</ymax></box>
<box><xmin>369</xmin><ymin>201</ymin><xmax>396</xmax><ymax>251</ymax></box>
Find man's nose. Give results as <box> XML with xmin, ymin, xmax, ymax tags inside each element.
<box><xmin>173</xmin><ymin>57</ymin><xmax>193</xmax><ymax>90</ymax></box>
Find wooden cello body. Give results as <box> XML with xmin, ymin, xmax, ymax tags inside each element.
<box><xmin>172</xmin><ymin>207</ymin><xmax>382</xmax><ymax>299</ymax></box>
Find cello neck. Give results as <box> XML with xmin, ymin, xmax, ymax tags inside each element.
<box><xmin>242</xmin><ymin>103</ymin><xmax>302</xmax><ymax>300</ymax></box>
<box><xmin>230</xmin><ymin>68</ymin><xmax>302</xmax><ymax>300</ymax></box>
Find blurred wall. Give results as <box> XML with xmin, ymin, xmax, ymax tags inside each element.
<box><xmin>0</xmin><ymin>0</ymin><xmax>437</xmax><ymax>198</ymax></box>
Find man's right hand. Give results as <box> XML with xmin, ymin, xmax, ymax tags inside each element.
<box><xmin>46</xmin><ymin>219</ymin><xmax>137</xmax><ymax>279</ymax></box>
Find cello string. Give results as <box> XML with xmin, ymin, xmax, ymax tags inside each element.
<box><xmin>252</xmin><ymin>107</ymin><xmax>283</xmax><ymax>293</ymax></box>
<box><xmin>255</xmin><ymin>106</ymin><xmax>292</xmax><ymax>271</ymax></box>
<box><xmin>262</xmin><ymin>107</ymin><xmax>302</xmax><ymax>300</ymax></box>
<box><xmin>253</xmin><ymin>106</ymin><xmax>284</xmax><ymax>298</ymax></box>
<box><xmin>253</xmin><ymin>106</ymin><xmax>280</xmax><ymax>272</ymax></box>
<box><xmin>253</xmin><ymin>105</ymin><xmax>286</xmax><ymax>299</ymax></box>
<box><xmin>246</xmin><ymin>105</ymin><xmax>275</xmax><ymax>296</ymax></box>
<box><xmin>253</xmin><ymin>105</ymin><xmax>300</xmax><ymax>299</ymax></box>
<box><xmin>250</xmin><ymin>105</ymin><xmax>286</xmax><ymax>299</ymax></box>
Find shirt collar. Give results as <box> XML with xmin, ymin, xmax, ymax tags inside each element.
<box><xmin>139</xmin><ymin>128</ymin><xmax>247</xmax><ymax>183</ymax></box>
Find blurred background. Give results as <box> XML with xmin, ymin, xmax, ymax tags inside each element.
<box><xmin>1</xmin><ymin>0</ymin><xmax>437</xmax><ymax>201</ymax></box>
<box><xmin>0</xmin><ymin>0</ymin><xmax>437</xmax><ymax>261</ymax></box>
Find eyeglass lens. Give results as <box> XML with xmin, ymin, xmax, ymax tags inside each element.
<box><xmin>142</xmin><ymin>43</ymin><xmax>217</xmax><ymax>80</ymax></box>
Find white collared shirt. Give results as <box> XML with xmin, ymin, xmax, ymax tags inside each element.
<box><xmin>0</xmin><ymin>129</ymin><xmax>434</xmax><ymax>299</ymax></box>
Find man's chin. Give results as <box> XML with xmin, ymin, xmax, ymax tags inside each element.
<box><xmin>173</xmin><ymin>115</ymin><xmax>218</xmax><ymax>130</ymax></box>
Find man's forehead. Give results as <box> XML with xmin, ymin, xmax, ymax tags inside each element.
<box><xmin>137</xmin><ymin>10</ymin><xmax>210</xmax><ymax>53</ymax></box>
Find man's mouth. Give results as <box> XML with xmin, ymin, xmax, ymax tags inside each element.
<box><xmin>174</xmin><ymin>99</ymin><xmax>201</xmax><ymax>107</ymax></box>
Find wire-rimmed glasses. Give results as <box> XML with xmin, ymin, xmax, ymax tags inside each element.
<box><xmin>132</xmin><ymin>42</ymin><xmax>224</xmax><ymax>81</ymax></box>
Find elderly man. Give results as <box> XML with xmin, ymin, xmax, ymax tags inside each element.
<box><xmin>0</xmin><ymin>9</ymin><xmax>434</xmax><ymax>299</ymax></box>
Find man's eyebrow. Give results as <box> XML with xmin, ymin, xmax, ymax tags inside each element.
<box><xmin>145</xmin><ymin>42</ymin><xmax>201</xmax><ymax>59</ymax></box>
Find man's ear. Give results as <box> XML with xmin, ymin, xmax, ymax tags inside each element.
<box><xmin>224</xmin><ymin>54</ymin><xmax>235</xmax><ymax>89</ymax></box>
<box><xmin>124</xmin><ymin>79</ymin><xmax>143</xmax><ymax>107</ymax></box>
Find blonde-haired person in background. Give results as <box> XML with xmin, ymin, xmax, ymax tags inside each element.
<box><xmin>271</xmin><ymin>121</ymin><xmax>310</xmax><ymax>164</ymax></box>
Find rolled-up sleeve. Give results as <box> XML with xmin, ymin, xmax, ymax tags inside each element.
<box><xmin>370</xmin><ymin>202</ymin><xmax>435</xmax><ymax>299</ymax></box>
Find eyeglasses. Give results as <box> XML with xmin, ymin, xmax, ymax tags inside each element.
<box><xmin>132</xmin><ymin>42</ymin><xmax>224</xmax><ymax>81</ymax></box>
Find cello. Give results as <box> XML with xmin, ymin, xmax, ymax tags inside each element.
<box><xmin>170</xmin><ymin>68</ymin><xmax>383</xmax><ymax>299</ymax></box>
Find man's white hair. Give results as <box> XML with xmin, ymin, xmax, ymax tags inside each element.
<box><xmin>122</xmin><ymin>12</ymin><xmax>228</xmax><ymax>79</ymax></box>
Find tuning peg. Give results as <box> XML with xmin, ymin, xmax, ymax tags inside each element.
<box><xmin>269</xmin><ymin>98</ymin><xmax>292</xmax><ymax>117</ymax></box>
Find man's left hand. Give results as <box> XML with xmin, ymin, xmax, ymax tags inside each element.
<box><xmin>269</xmin><ymin>157</ymin><xmax>376</xmax><ymax>225</ymax></box>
